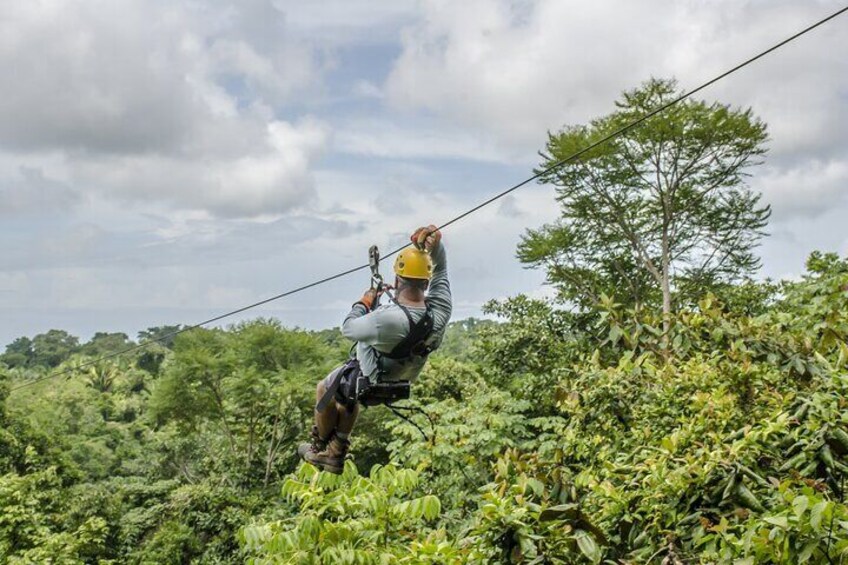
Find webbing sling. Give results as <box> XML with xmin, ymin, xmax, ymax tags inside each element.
<box><xmin>316</xmin><ymin>360</ymin><xmax>359</xmax><ymax>412</ymax></box>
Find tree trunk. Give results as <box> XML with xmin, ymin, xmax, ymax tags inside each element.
<box><xmin>263</xmin><ymin>415</ymin><xmax>281</xmax><ymax>488</ymax></box>
<box><xmin>263</xmin><ymin>396</ymin><xmax>285</xmax><ymax>488</ymax></box>
<box><xmin>661</xmin><ymin>228</ymin><xmax>671</xmax><ymax>358</ymax></box>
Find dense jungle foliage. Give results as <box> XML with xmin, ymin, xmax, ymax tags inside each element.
<box><xmin>1</xmin><ymin>252</ymin><xmax>846</xmax><ymax>563</ymax></box>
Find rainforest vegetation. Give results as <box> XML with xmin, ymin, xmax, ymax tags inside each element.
<box><xmin>2</xmin><ymin>80</ymin><xmax>847</xmax><ymax>563</ymax></box>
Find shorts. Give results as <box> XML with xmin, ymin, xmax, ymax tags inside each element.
<box><xmin>321</xmin><ymin>364</ymin><xmax>345</xmax><ymax>390</ymax></box>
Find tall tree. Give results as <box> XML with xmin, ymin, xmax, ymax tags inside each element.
<box><xmin>81</xmin><ymin>332</ymin><xmax>133</xmax><ymax>357</ymax></box>
<box><xmin>136</xmin><ymin>326</ymin><xmax>185</xmax><ymax>375</ymax></box>
<box><xmin>1</xmin><ymin>337</ymin><xmax>34</xmax><ymax>368</ymax></box>
<box><xmin>519</xmin><ymin>78</ymin><xmax>770</xmax><ymax>348</ymax></box>
<box><xmin>30</xmin><ymin>330</ymin><xmax>80</xmax><ymax>367</ymax></box>
<box><xmin>138</xmin><ymin>325</ymin><xmax>185</xmax><ymax>349</ymax></box>
<box><xmin>149</xmin><ymin>319</ymin><xmax>331</xmax><ymax>487</ymax></box>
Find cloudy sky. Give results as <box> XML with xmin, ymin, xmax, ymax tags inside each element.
<box><xmin>1</xmin><ymin>0</ymin><xmax>846</xmax><ymax>345</ymax></box>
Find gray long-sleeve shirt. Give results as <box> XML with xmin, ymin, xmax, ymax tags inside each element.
<box><xmin>341</xmin><ymin>241</ymin><xmax>452</xmax><ymax>382</ymax></box>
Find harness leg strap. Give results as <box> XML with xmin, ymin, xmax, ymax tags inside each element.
<box><xmin>316</xmin><ymin>365</ymin><xmax>346</xmax><ymax>412</ymax></box>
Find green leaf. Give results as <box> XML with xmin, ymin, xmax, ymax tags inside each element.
<box><xmin>421</xmin><ymin>495</ymin><xmax>441</xmax><ymax>521</ymax></box>
<box><xmin>810</xmin><ymin>501</ymin><xmax>828</xmax><ymax>531</ymax></box>
<box><xmin>574</xmin><ymin>529</ymin><xmax>601</xmax><ymax>564</ymax></box>
<box><xmin>798</xmin><ymin>540</ymin><xmax>818</xmax><ymax>563</ymax></box>
<box><xmin>609</xmin><ymin>325</ymin><xmax>622</xmax><ymax>345</ymax></box>
<box><xmin>539</xmin><ymin>503</ymin><xmax>579</xmax><ymax>523</ymax></box>
<box><xmin>792</xmin><ymin>495</ymin><xmax>808</xmax><ymax>518</ymax></box>
<box><xmin>527</xmin><ymin>478</ymin><xmax>545</xmax><ymax>497</ymax></box>
<box><xmin>763</xmin><ymin>516</ymin><xmax>788</xmax><ymax>529</ymax></box>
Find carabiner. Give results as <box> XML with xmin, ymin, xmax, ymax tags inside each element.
<box><xmin>368</xmin><ymin>245</ymin><xmax>383</xmax><ymax>307</ymax></box>
<box><xmin>368</xmin><ymin>245</ymin><xmax>382</xmax><ymax>286</ymax></box>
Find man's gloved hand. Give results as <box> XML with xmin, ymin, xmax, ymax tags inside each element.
<box><xmin>357</xmin><ymin>288</ymin><xmax>383</xmax><ymax>311</ymax></box>
<box><xmin>410</xmin><ymin>224</ymin><xmax>442</xmax><ymax>251</ymax></box>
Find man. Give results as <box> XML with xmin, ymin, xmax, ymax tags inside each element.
<box><xmin>298</xmin><ymin>225</ymin><xmax>452</xmax><ymax>473</ymax></box>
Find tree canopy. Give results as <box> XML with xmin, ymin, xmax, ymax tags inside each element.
<box><xmin>519</xmin><ymin>78</ymin><xmax>770</xmax><ymax>329</ymax></box>
<box><xmin>2</xmin><ymin>254</ymin><xmax>847</xmax><ymax>563</ymax></box>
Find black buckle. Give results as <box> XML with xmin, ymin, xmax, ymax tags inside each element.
<box><xmin>410</xmin><ymin>342</ymin><xmax>430</xmax><ymax>356</ymax></box>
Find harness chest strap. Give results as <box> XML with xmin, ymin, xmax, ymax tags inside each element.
<box><xmin>379</xmin><ymin>298</ymin><xmax>434</xmax><ymax>363</ymax></box>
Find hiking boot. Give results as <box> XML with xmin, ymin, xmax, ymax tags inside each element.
<box><xmin>297</xmin><ymin>425</ymin><xmax>328</xmax><ymax>460</ymax></box>
<box><xmin>303</xmin><ymin>435</ymin><xmax>350</xmax><ymax>474</ymax></box>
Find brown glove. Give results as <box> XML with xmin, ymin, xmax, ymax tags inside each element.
<box><xmin>357</xmin><ymin>288</ymin><xmax>382</xmax><ymax>311</ymax></box>
<box><xmin>410</xmin><ymin>224</ymin><xmax>442</xmax><ymax>251</ymax></box>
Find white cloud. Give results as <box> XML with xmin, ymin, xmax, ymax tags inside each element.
<box><xmin>207</xmin><ymin>16</ymin><xmax>318</xmax><ymax>105</ymax></box>
<box><xmin>385</xmin><ymin>0</ymin><xmax>677</xmax><ymax>150</ymax></box>
<box><xmin>0</xmin><ymin>0</ymin><xmax>324</xmax><ymax>150</ymax></box>
<box><xmin>0</xmin><ymin>272</ymin><xmax>28</xmax><ymax>295</ymax></box>
<box><xmin>351</xmin><ymin>80</ymin><xmax>384</xmax><ymax>99</ymax></box>
<box><xmin>71</xmin><ymin>118</ymin><xmax>330</xmax><ymax>217</ymax></box>
<box><xmin>2</xmin><ymin>1</ymin><xmax>198</xmax><ymax>153</ymax></box>
<box><xmin>385</xmin><ymin>0</ymin><xmax>848</xmax><ymax>213</ymax></box>
<box><xmin>754</xmin><ymin>159</ymin><xmax>848</xmax><ymax>220</ymax></box>
<box><xmin>497</xmin><ymin>194</ymin><xmax>523</xmax><ymax>218</ymax></box>
<box><xmin>0</xmin><ymin>0</ymin><xmax>328</xmax><ymax>218</ymax></box>
<box><xmin>274</xmin><ymin>0</ymin><xmax>419</xmax><ymax>44</ymax></box>
<box><xmin>335</xmin><ymin>118</ymin><xmax>520</xmax><ymax>162</ymax></box>
<box><xmin>38</xmin><ymin>223</ymin><xmax>106</xmax><ymax>260</ymax></box>
<box><xmin>0</xmin><ymin>167</ymin><xmax>81</xmax><ymax>216</ymax></box>
<box><xmin>204</xmin><ymin>284</ymin><xmax>256</xmax><ymax>308</ymax></box>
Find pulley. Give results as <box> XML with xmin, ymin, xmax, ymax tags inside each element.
<box><xmin>368</xmin><ymin>245</ymin><xmax>383</xmax><ymax>308</ymax></box>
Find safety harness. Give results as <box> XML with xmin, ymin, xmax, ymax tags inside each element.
<box><xmin>368</xmin><ymin>242</ymin><xmax>435</xmax><ymax>378</ymax></box>
<box><xmin>377</xmin><ymin>292</ymin><xmax>434</xmax><ymax>371</ymax></box>
<box><xmin>315</xmin><ymin>244</ymin><xmax>435</xmax><ymax>439</ymax></box>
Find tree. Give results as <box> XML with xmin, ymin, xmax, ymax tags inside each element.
<box><xmin>149</xmin><ymin>320</ymin><xmax>333</xmax><ymax>487</ymax></box>
<box><xmin>81</xmin><ymin>332</ymin><xmax>132</xmax><ymax>357</ymax></box>
<box><xmin>138</xmin><ymin>325</ymin><xmax>185</xmax><ymax>350</ymax></box>
<box><xmin>519</xmin><ymin>78</ymin><xmax>770</xmax><ymax>349</ymax></box>
<box><xmin>433</xmin><ymin>318</ymin><xmax>499</xmax><ymax>362</ymax></box>
<box><xmin>137</xmin><ymin>326</ymin><xmax>185</xmax><ymax>375</ymax></box>
<box><xmin>1</xmin><ymin>336</ymin><xmax>34</xmax><ymax>368</ymax></box>
<box><xmin>31</xmin><ymin>330</ymin><xmax>80</xmax><ymax>367</ymax></box>
<box><xmin>241</xmin><ymin>464</ymin><xmax>452</xmax><ymax>563</ymax></box>
<box><xmin>84</xmin><ymin>361</ymin><xmax>120</xmax><ymax>393</ymax></box>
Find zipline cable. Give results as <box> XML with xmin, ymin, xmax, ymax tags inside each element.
<box><xmin>9</xmin><ymin>4</ymin><xmax>847</xmax><ymax>392</ymax></box>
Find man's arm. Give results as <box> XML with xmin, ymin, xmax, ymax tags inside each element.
<box><xmin>426</xmin><ymin>241</ymin><xmax>452</xmax><ymax>332</ymax></box>
<box><xmin>341</xmin><ymin>303</ymin><xmax>381</xmax><ymax>345</ymax></box>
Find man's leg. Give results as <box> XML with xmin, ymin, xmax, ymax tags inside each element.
<box><xmin>297</xmin><ymin>372</ymin><xmax>338</xmax><ymax>459</ymax></box>
<box><xmin>315</xmin><ymin>380</ymin><xmax>338</xmax><ymax>440</ymax></box>
<box><xmin>303</xmin><ymin>383</ymin><xmax>359</xmax><ymax>475</ymax></box>
<box><xmin>333</xmin><ymin>400</ymin><xmax>359</xmax><ymax>440</ymax></box>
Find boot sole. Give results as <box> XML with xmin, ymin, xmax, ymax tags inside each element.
<box><xmin>303</xmin><ymin>456</ymin><xmax>344</xmax><ymax>474</ymax></box>
<box><xmin>318</xmin><ymin>462</ymin><xmax>343</xmax><ymax>475</ymax></box>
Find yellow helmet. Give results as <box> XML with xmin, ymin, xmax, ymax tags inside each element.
<box><xmin>393</xmin><ymin>246</ymin><xmax>433</xmax><ymax>280</ymax></box>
